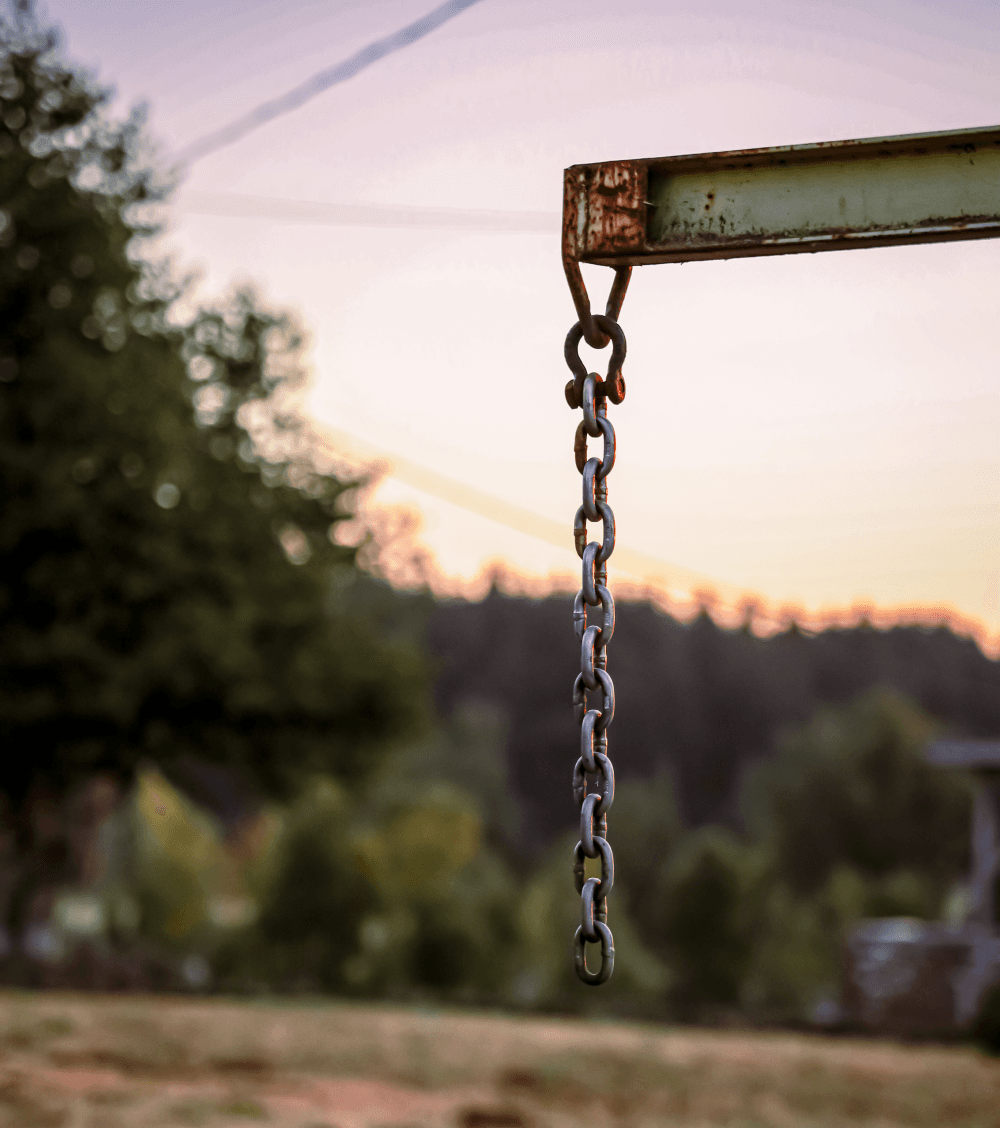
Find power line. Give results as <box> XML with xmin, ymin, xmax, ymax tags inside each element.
<box><xmin>176</xmin><ymin>0</ymin><xmax>487</xmax><ymax>164</ymax></box>
<box><xmin>178</xmin><ymin>190</ymin><xmax>559</xmax><ymax>232</ymax></box>
<box><xmin>167</xmin><ymin>0</ymin><xmax>737</xmax><ymax>602</ymax></box>
<box><xmin>322</xmin><ymin>426</ymin><xmax>747</xmax><ymax>605</ymax></box>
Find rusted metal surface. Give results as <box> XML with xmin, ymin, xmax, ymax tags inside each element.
<box><xmin>561</xmin><ymin>164</ymin><xmax>638</xmax><ymax>347</ymax></box>
<box><xmin>561</xmin><ymin>256</ymin><xmax>629</xmax><ymax>350</ymax></box>
<box><xmin>563</xmin><ymin>161</ymin><xmax>647</xmax><ymax>260</ymax></box>
<box><xmin>564</xmin><ymin>318</ymin><xmax>626</xmax><ymax>407</ymax></box>
<box><xmin>563</xmin><ymin>126</ymin><xmax>1000</xmax><ymax>266</ymax></box>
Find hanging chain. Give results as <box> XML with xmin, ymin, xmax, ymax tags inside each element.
<box><xmin>564</xmin><ymin>310</ymin><xmax>626</xmax><ymax>986</ymax></box>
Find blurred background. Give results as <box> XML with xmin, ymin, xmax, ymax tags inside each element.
<box><xmin>1</xmin><ymin>0</ymin><xmax>1000</xmax><ymax>1102</ymax></box>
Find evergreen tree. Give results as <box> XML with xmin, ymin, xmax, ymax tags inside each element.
<box><xmin>0</xmin><ymin>4</ymin><xmax>425</xmax><ymax>943</ymax></box>
<box><xmin>742</xmin><ymin>689</ymin><xmax>971</xmax><ymax>897</ymax></box>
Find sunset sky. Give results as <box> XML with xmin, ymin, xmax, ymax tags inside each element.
<box><xmin>43</xmin><ymin>0</ymin><xmax>1000</xmax><ymax>637</ymax></box>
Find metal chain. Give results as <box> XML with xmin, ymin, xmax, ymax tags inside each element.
<box><xmin>564</xmin><ymin>314</ymin><xmax>625</xmax><ymax>986</ymax></box>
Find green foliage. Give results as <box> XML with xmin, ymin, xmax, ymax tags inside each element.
<box><xmin>369</xmin><ymin>698</ymin><xmax>524</xmax><ymax>854</ymax></box>
<box><xmin>430</xmin><ymin>591</ymin><xmax>1000</xmax><ymax>842</ymax></box>
<box><xmin>598</xmin><ymin>691</ymin><xmax>975</xmax><ymax>1021</ymax></box>
<box><xmin>514</xmin><ymin>831</ymin><xmax>670</xmax><ymax>1013</ymax></box>
<box><xmin>732</xmin><ymin>691</ymin><xmax>972</xmax><ymax>1019</ymax></box>
<box><xmin>740</xmin><ymin>873</ymin><xmax>838</xmax><ymax>1017</ymax></box>
<box><xmin>0</xmin><ymin>8</ymin><xmax>427</xmax><ymax>948</ymax></box>
<box><xmin>742</xmin><ymin>689</ymin><xmax>970</xmax><ymax>898</ymax></box>
<box><xmin>0</xmin><ymin>12</ymin><xmax>425</xmax><ymax>801</ymax></box>
<box><xmin>129</xmin><ymin>769</ymin><xmax>224</xmax><ymax>946</ymax></box>
<box><xmin>216</xmin><ymin>711</ymin><xmax>524</xmax><ymax>1000</ymax></box>
<box><xmin>742</xmin><ymin>861</ymin><xmax>952</xmax><ymax>1020</ymax></box>
<box><xmin>606</xmin><ymin>770</ymin><xmax>684</xmax><ymax>940</ymax></box>
<box><xmin>654</xmin><ymin>826</ymin><xmax>758</xmax><ymax>1011</ymax></box>
<box><xmin>232</xmin><ymin>780</ymin><xmax>380</xmax><ymax>991</ymax></box>
<box><xmin>211</xmin><ymin>689</ymin><xmax>971</xmax><ymax>1016</ymax></box>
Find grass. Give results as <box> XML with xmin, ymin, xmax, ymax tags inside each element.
<box><xmin>0</xmin><ymin>992</ymin><xmax>996</xmax><ymax>1127</ymax></box>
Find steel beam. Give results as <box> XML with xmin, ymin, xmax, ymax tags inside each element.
<box><xmin>563</xmin><ymin>126</ymin><xmax>1000</xmax><ymax>267</ymax></box>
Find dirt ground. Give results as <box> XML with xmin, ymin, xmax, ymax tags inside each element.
<box><xmin>0</xmin><ymin>993</ymin><xmax>997</xmax><ymax>1128</ymax></box>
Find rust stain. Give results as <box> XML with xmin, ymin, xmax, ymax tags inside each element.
<box><xmin>579</xmin><ymin>212</ymin><xmax>1000</xmax><ymax>266</ymax></box>
<box><xmin>584</xmin><ymin>162</ymin><xmax>647</xmax><ymax>257</ymax></box>
<box><xmin>562</xmin><ymin>162</ymin><xmax>647</xmax><ymax>261</ymax></box>
<box><xmin>564</xmin><ymin>126</ymin><xmax>1000</xmax><ymax>267</ymax></box>
<box><xmin>639</xmin><ymin>127</ymin><xmax>1000</xmax><ymax>178</ymax></box>
<box><xmin>561</xmin><ymin>166</ymin><xmax>584</xmax><ymax>262</ymax></box>
<box><xmin>659</xmin><ymin>213</ymin><xmax>999</xmax><ymax>246</ymax></box>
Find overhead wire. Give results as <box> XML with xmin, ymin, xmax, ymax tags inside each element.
<box><xmin>322</xmin><ymin>428</ymin><xmax>746</xmax><ymax>605</ymax></box>
<box><xmin>177</xmin><ymin>190</ymin><xmax>559</xmax><ymax>232</ymax></box>
<box><xmin>168</xmin><ymin>0</ymin><xmax>741</xmax><ymax>605</ymax></box>
<box><xmin>176</xmin><ymin>0</ymin><xmax>487</xmax><ymax>164</ymax></box>
<box><xmin>173</xmin><ymin>200</ymin><xmax>732</xmax><ymax>596</ymax></box>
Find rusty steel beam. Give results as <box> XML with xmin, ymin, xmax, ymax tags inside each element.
<box><xmin>563</xmin><ymin>126</ymin><xmax>1000</xmax><ymax>267</ymax></box>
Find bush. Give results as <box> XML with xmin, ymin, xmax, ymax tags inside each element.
<box><xmin>655</xmin><ymin>826</ymin><xmax>758</xmax><ymax>1013</ymax></box>
<box><xmin>742</xmin><ymin>689</ymin><xmax>970</xmax><ymax>901</ymax></box>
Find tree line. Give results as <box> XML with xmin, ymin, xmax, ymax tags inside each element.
<box><xmin>427</xmin><ymin>590</ymin><xmax>998</xmax><ymax>844</ymax></box>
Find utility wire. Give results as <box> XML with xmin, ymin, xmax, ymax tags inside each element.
<box><xmin>323</xmin><ymin>426</ymin><xmax>747</xmax><ymax>605</ymax></box>
<box><xmin>177</xmin><ymin>0</ymin><xmax>487</xmax><ymax>164</ymax></box>
<box><xmin>178</xmin><ymin>190</ymin><xmax>559</xmax><ymax>232</ymax></box>
<box><xmin>167</xmin><ymin>3</ymin><xmax>737</xmax><ymax>601</ymax></box>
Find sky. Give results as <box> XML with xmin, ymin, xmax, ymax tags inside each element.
<box><xmin>39</xmin><ymin>0</ymin><xmax>1000</xmax><ymax>638</ymax></box>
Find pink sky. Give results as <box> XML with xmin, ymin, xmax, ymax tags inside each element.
<box><xmin>43</xmin><ymin>0</ymin><xmax>1000</xmax><ymax>637</ymax></box>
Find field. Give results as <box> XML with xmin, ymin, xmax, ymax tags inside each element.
<box><xmin>0</xmin><ymin>994</ymin><xmax>997</xmax><ymax>1128</ymax></box>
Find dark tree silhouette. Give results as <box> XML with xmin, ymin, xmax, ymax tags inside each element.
<box><xmin>427</xmin><ymin>591</ymin><xmax>998</xmax><ymax>844</ymax></box>
<box><xmin>0</xmin><ymin>6</ymin><xmax>426</xmax><ymax>948</ymax></box>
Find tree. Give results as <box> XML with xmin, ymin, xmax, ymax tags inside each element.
<box><xmin>215</xmin><ymin>720</ymin><xmax>522</xmax><ymax>1000</ymax></box>
<box><xmin>602</xmin><ymin>770</ymin><xmax>683</xmax><ymax>944</ymax></box>
<box><xmin>0</xmin><ymin>5</ymin><xmax>426</xmax><ymax>949</ymax></box>
<box><xmin>654</xmin><ymin>826</ymin><xmax>756</xmax><ymax>1012</ymax></box>
<box><xmin>741</xmin><ymin>689</ymin><xmax>971</xmax><ymax>898</ymax></box>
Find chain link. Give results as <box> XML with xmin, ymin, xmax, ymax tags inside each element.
<box><xmin>565</xmin><ymin>318</ymin><xmax>625</xmax><ymax>986</ymax></box>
